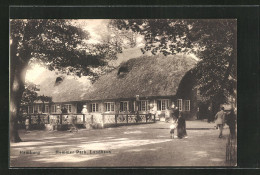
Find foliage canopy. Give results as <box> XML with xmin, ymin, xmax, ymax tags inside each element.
<box><xmin>110</xmin><ymin>19</ymin><xmax>237</xmax><ymax>104</ymax></box>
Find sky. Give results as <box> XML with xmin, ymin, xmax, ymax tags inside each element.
<box><xmin>26</xmin><ymin>19</ymin><xmax>145</xmax><ymax>83</ymax></box>
<box><xmin>25</xmin><ymin>19</ymin><xmax>199</xmax><ymax>84</ymax></box>
<box><xmin>74</xmin><ymin>19</ymin><xmax>109</xmax><ymax>44</ymax></box>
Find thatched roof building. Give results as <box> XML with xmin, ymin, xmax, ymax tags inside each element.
<box><xmin>36</xmin><ymin>74</ymin><xmax>93</xmax><ymax>103</ymax></box>
<box><xmin>27</xmin><ymin>54</ymin><xmax>201</xmax><ymax>120</ymax></box>
<box><xmin>37</xmin><ymin>54</ymin><xmax>197</xmax><ymax>103</ymax></box>
<box><xmin>87</xmin><ymin>54</ymin><xmax>197</xmax><ymax>101</ymax></box>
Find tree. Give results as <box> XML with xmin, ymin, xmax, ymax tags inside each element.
<box><xmin>20</xmin><ymin>82</ymin><xmax>39</xmax><ymax>107</ymax></box>
<box><xmin>10</xmin><ymin>19</ymin><xmax>117</xmax><ymax>142</ymax></box>
<box><xmin>111</xmin><ymin>19</ymin><xmax>237</xmax><ymax>113</ymax></box>
<box><xmin>18</xmin><ymin>82</ymin><xmax>38</xmax><ymax>123</ymax></box>
<box><xmin>106</xmin><ymin>23</ymin><xmax>138</xmax><ymax>49</ymax></box>
<box><xmin>188</xmin><ymin>20</ymin><xmax>237</xmax><ymax>113</ymax></box>
<box><xmin>20</xmin><ymin>82</ymin><xmax>52</xmax><ymax>118</ymax></box>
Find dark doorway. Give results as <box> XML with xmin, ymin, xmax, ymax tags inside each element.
<box><xmin>77</xmin><ymin>102</ymin><xmax>84</xmax><ymax>113</ymax></box>
<box><xmin>198</xmin><ymin>102</ymin><xmax>208</xmax><ymax>120</ymax></box>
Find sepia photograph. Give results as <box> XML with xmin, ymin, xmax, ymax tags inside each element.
<box><xmin>9</xmin><ymin>18</ymin><xmax>237</xmax><ymax>167</ymax></box>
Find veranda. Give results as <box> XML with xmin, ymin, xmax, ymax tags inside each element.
<box><xmin>20</xmin><ymin>113</ymin><xmax>156</xmax><ymax>130</ymax></box>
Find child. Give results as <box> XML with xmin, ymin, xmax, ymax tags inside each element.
<box><xmin>170</xmin><ymin>120</ymin><xmax>177</xmax><ymax>139</ymax></box>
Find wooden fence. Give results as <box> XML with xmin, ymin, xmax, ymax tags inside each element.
<box><xmin>21</xmin><ymin>113</ymin><xmax>156</xmax><ymax>129</ymax></box>
<box><xmin>226</xmin><ymin>134</ymin><xmax>237</xmax><ymax>166</ymax></box>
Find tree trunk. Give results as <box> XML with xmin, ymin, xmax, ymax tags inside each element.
<box><xmin>10</xmin><ymin>39</ymin><xmax>28</xmax><ymax>142</ymax></box>
<box><xmin>10</xmin><ymin>69</ymin><xmax>26</xmax><ymax>142</ymax></box>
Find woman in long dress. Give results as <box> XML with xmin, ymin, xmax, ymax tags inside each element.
<box><xmin>177</xmin><ymin>112</ymin><xmax>187</xmax><ymax>139</ymax></box>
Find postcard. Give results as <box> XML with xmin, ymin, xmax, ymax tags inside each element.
<box><xmin>9</xmin><ymin>8</ymin><xmax>238</xmax><ymax>168</ymax></box>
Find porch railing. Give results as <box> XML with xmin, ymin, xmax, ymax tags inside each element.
<box><xmin>21</xmin><ymin>113</ymin><xmax>156</xmax><ymax>127</ymax></box>
<box><xmin>102</xmin><ymin>113</ymin><xmax>156</xmax><ymax>124</ymax></box>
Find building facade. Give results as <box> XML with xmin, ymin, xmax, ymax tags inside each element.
<box><xmin>24</xmin><ymin>54</ymin><xmax>198</xmax><ymax>120</ymax></box>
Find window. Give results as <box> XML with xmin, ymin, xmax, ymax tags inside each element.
<box><xmin>34</xmin><ymin>104</ymin><xmax>42</xmax><ymax>113</ymax></box>
<box><xmin>38</xmin><ymin>105</ymin><xmax>42</xmax><ymax>113</ymax></box>
<box><xmin>28</xmin><ymin>106</ymin><xmax>33</xmax><ymax>114</ymax></box>
<box><xmin>120</xmin><ymin>101</ymin><xmax>129</xmax><ymax>112</ymax></box>
<box><xmin>51</xmin><ymin>105</ymin><xmax>57</xmax><ymax>113</ymax></box>
<box><xmin>162</xmin><ymin>100</ymin><xmax>166</xmax><ymax>111</ymax></box>
<box><xmin>64</xmin><ymin>104</ymin><xmax>72</xmax><ymax>113</ymax></box>
<box><xmin>157</xmin><ymin>99</ymin><xmax>169</xmax><ymax>111</ymax></box>
<box><xmin>184</xmin><ymin>100</ymin><xmax>190</xmax><ymax>111</ymax></box>
<box><xmin>90</xmin><ymin>103</ymin><xmax>99</xmax><ymax>112</ymax></box>
<box><xmin>139</xmin><ymin>100</ymin><xmax>148</xmax><ymax>111</ymax></box>
<box><xmin>33</xmin><ymin>105</ymin><xmax>37</xmax><ymax>113</ymax></box>
<box><xmin>45</xmin><ymin>105</ymin><xmax>49</xmax><ymax>113</ymax></box>
<box><xmin>105</xmin><ymin>102</ymin><xmax>115</xmax><ymax>112</ymax></box>
<box><xmin>117</xmin><ymin>66</ymin><xmax>128</xmax><ymax>76</ymax></box>
<box><xmin>177</xmin><ymin>99</ymin><xmax>182</xmax><ymax>111</ymax></box>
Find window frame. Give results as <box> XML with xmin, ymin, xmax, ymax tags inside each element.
<box><xmin>157</xmin><ymin>99</ymin><xmax>169</xmax><ymax>111</ymax></box>
<box><xmin>120</xmin><ymin>101</ymin><xmax>129</xmax><ymax>112</ymax></box>
<box><xmin>90</xmin><ymin>103</ymin><xmax>99</xmax><ymax>112</ymax></box>
<box><xmin>45</xmin><ymin>105</ymin><xmax>49</xmax><ymax>113</ymax></box>
<box><xmin>140</xmin><ymin>100</ymin><xmax>148</xmax><ymax>111</ymax></box>
<box><xmin>184</xmin><ymin>100</ymin><xmax>190</xmax><ymax>111</ymax></box>
<box><xmin>64</xmin><ymin>104</ymin><xmax>72</xmax><ymax>113</ymax></box>
<box><xmin>33</xmin><ymin>105</ymin><xmax>37</xmax><ymax>113</ymax></box>
<box><xmin>33</xmin><ymin>104</ymin><xmax>42</xmax><ymax>113</ymax></box>
<box><xmin>177</xmin><ymin>99</ymin><xmax>183</xmax><ymax>111</ymax></box>
<box><xmin>28</xmin><ymin>106</ymin><xmax>33</xmax><ymax>114</ymax></box>
<box><xmin>51</xmin><ymin>105</ymin><xmax>57</xmax><ymax>113</ymax></box>
<box><xmin>105</xmin><ymin>102</ymin><xmax>115</xmax><ymax>112</ymax></box>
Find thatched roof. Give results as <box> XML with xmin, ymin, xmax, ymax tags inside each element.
<box><xmin>37</xmin><ymin>54</ymin><xmax>197</xmax><ymax>102</ymax></box>
<box><xmin>86</xmin><ymin>54</ymin><xmax>197</xmax><ymax>101</ymax></box>
<box><xmin>37</xmin><ymin>74</ymin><xmax>93</xmax><ymax>103</ymax></box>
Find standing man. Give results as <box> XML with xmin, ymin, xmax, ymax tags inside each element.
<box><xmin>177</xmin><ymin>112</ymin><xmax>188</xmax><ymax>139</ymax></box>
<box><xmin>56</xmin><ymin>106</ymin><xmax>62</xmax><ymax>114</ymax></box>
<box><xmin>25</xmin><ymin>116</ymin><xmax>30</xmax><ymax>131</ymax></box>
<box><xmin>170</xmin><ymin>103</ymin><xmax>175</xmax><ymax>120</ymax></box>
<box><xmin>81</xmin><ymin>105</ymin><xmax>88</xmax><ymax>114</ymax></box>
<box><xmin>207</xmin><ymin>106</ymin><xmax>213</xmax><ymax>123</ymax></box>
<box><xmin>149</xmin><ymin>104</ymin><xmax>156</xmax><ymax>121</ymax></box>
<box><xmin>165</xmin><ymin>107</ymin><xmax>171</xmax><ymax>122</ymax></box>
<box><xmin>173</xmin><ymin>106</ymin><xmax>179</xmax><ymax>119</ymax></box>
<box><xmin>215</xmin><ymin>107</ymin><xmax>226</xmax><ymax>138</ymax></box>
<box><xmin>226</xmin><ymin>108</ymin><xmax>236</xmax><ymax>139</ymax></box>
<box><xmin>61</xmin><ymin>106</ymin><xmax>68</xmax><ymax>114</ymax></box>
<box><xmin>55</xmin><ymin>106</ymin><xmax>62</xmax><ymax>131</ymax></box>
<box><xmin>197</xmin><ymin>107</ymin><xmax>200</xmax><ymax>120</ymax></box>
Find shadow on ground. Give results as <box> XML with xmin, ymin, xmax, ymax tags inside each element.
<box><xmin>10</xmin><ymin>122</ymin><xmax>233</xmax><ymax>167</ymax></box>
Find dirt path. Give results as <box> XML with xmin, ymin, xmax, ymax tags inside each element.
<box><xmin>10</xmin><ymin>121</ymin><xmax>232</xmax><ymax>167</ymax></box>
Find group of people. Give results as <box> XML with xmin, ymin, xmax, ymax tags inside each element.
<box><xmin>215</xmin><ymin>107</ymin><xmax>236</xmax><ymax>139</ymax></box>
<box><xmin>168</xmin><ymin>105</ymin><xmax>236</xmax><ymax>140</ymax></box>
<box><xmin>54</xmin><ymin>104</ymin><xmax>236</xmax><ymax>139</ymax></box>
<box><xmin>169</xmin><ymin>106</ymin><xmax>188</xmax><ymax>139</ymax></box>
